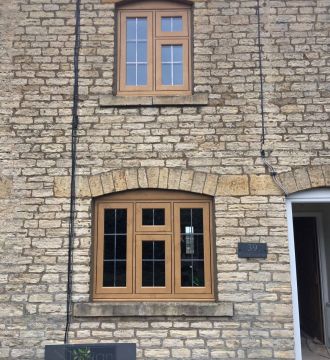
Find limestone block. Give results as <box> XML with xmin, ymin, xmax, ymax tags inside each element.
<box><xmin>308</xmin><ymin>166</ymin><xmax>325</xmax><ymax>188</ymax></box>
<box><xmin>125</xmin><ymin>168</ymin><xmax>138</xmax><ymax>189</ymax></box>
<box><xmin>147</xmin><ymin>167</ymin><xmax>160</xmax><ymax>188</ymax></box>
<box><xmin>138</xmin><ymin>168</ymin><xmax>148</xmax><ymax>188</ymax></box>
<box><xmin>323</xmin><ymin>165</ymin><xmax>330</xmax><ymax>186</ymax></box>
<box><xmin>203</xmin><ymin>174</ymin><xmax>218</xmax><ymax>195</ymax></box>
<box><xmin>158</xmin><ymin>168</ymin><xmax>169</xmax><ymax>188</ymax></box>
<box><xmin>179</xmin><ymin>170</ymin><xmax>194</xmax><ymax>191</ymax></box>
<box><xmin>168</xmin><ymin>168</ymin><xmax>181</xmax><ymax>189</ymax></box>
<box><xmin>77</xmin><ymin>176</ymin><xmax>91</xmax><ymax>198</ymax></box>
<box><xmin>278</xmin><ymin>172</ymin><xmax>297</xmax><ymax>195</ymax></box>
<box><xmin>54</xmin><ymin>176</ymin><xmax>70</xmax><ymax>197</ymax></box>
<box><xmin>0</xmin><ymin>176</ymin><xmax>12</xmax><ymax>198</ymax></box>
<box><xmin>250</xmin><ymin>175</ymin><xmax>282</xmax><ymax>195</ymax></box>
<box><xmin>101</xmin><ymin>173</ymin><xmax>114</xmax><ymax>194</ymax></box>
<box><xmin>112</xmin><ymin>170</ymin><xmax>127</xmax><ymax>192</ymax></box>
<box><xmin>191</xmin><ymin>172</ymin><xmax>206</xmax><ymax>193</ymax></box>
<box><xmin>293</xmin><ymin>168</ymin><xmax>311</xmax><ymax>191</ymax></box>
<box><xmin>89</xmin><ymin>175</ymin><xmax>103</xmax><ymax>197</ymax></box>
<box><xmin>216</xmin><ymin>175</ymin><xmax>249</xmax><ymax>196</ymax></box>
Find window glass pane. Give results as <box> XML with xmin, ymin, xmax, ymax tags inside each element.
<box><xmin>115</xmin><ymin>261</ymin><xmax>127</xmax><ymax>287</ymax></box>
<box><xmin>161</xmin><ymin>45</ymin><xmax>171</xmax><ymax>62</ymax></box>
<box><xmin>172</xmin><ymin>17</ymin><xmax>183</xmax><ymax>32</ymax></box>
<box><xmin>104</xmin><ymin>209</ymin><xmax>115</xmax><ymax>234</ymax></box>
<box><xmin>192</xmin><ymin>208</ymin><xmax>203</xmax><ymax>233</ymax></box>
<box><xmin>193</xmin><ymin>261</ymin><xmax>205</xmax><ymax>287</ymax></box>
<box><xmin>137</xmin><ymin>64</ymin><xmax>147</xmax><ymax>85</ymax></box>
<box><xmin>116</xmin><ymin>209</ymin><xmax>127</xmax><ymax>233</ymax></box>
<box><xmin>137</xmin><ymin>18</ymin><xmax>147</xmax><ymax>39</ymax></box>
<box><xmin>154</xmin><ymin>240</ymin><xmax>165</xmax><ymax>259</ymax></box>
<box><xmin>103</xmin><ymin>209</ymin><xmax>127</xmax><ymax>287</ymax></box>
<box><xmin>180</xmin><ymin>208</ymin><xmax>203</xmax><ymax>234</ymax></box>
<box><xmin>142</xmin><ymin>209</ymin><xmax>153</xmax><ymax>225</ymax></box>
<box><xmin>126</xmin><ymin>41</ymin><xmax>135</xmax><ymax>62</ymax></box>
<box><xmin>181</xmin><ymin>260</ymin><xmax>204</xmax><ymax>287</ymax></box>
<box><xmin>126</xmin><ymin>17</ymin><xmax>147</xmax><ymax>87</ymax></box>
<box><xmin>142</xmin><ymin>241</ymin><xmax>165</xmax><ymax>287</ymax></box>
<box><xmin>161</xmin><ymin>17</ymin><xmax>171</xmax><ymax>32</ymax></box>
<box><xmin>173</xmin><ymin>64</ymin><xmax>183</xmax><ymax>85</ymax></box>
<box><xmin>154</xmin><ymin>209</ymin><xmax>165</xmax><ymax>225</ymax></box>
<box><xmin>104</xmin><ymin>235</ymin><xmax>115</xmax><ymax>260</ymax></box>
<box><xmin>181</xmin><ymin>261</ymin><xmax>192</xmax><ymax>287</ymax></box>
<box><xmin>161</xmin><ymin>45</ymin><xmax>183</xmax><ymax>86</ymax></box>
<box><xmin>103</xmin><ymin>260</ymin><xmax>127</xmax><ymax>287</ymax></box>
<box><xmin>137</xmin><ymin>41</ymin><xmax>147</xmax><ymax>62</ymax></box>
<box><xmin>162</xmin><ymin>64</ymin><xmax>171</xmax><ymax>85</ymax></box>
<box><xmin>161</xmin><ymin>16</ymin><xmax>182</xmax><ymax>32</ymax></box>
<box><xmin>180</xmin><ymin>208</ymin><xmax>205</xmax><ymax>287</ymax></box>
<box><xmin>142</xmin><ymin>241</ymin><xmax>153</xmax><ymax>259</ymax></box>
<box><xmin>142</xmin><ymin>208</ymin><xmax>165</xmax><ymax>226</ymax></box>
<box><xmin>126</xmin><ymin>64</ymin><xmax>136</xmax><ymax>85</ymax></box>
<box><xmin>173</xmin><ymin>45</ymin><xmax>182</xmax><ymax>62</ymax></box>
<box><xmin>126</xmin><ymin>18</ymin><xmax>136</xmax><ymax>40</ymax></box>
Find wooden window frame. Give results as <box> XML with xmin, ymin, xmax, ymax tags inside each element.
<box><xmin>94</xmin><ymin>203</ymin><xmax>134</xmax><ymax>298</ymax></box>
<box><xmin>117</xmin><ymin>1</ymin><xmax>192</xmax><ymax>96</ymax></box>
<box><xmin>136</xmin><ymin>202</ymin><xmax>171</xmax><ymax>232</ymax></box>
<box><xmin>136</xmin><ymin>234</ymin><xmax>172</xmax><ymax>294</ymax></box>
<box><xmin>93</xmin><ymin>190</ymin><xmax>214</xmax><ymax>301</ymax></box>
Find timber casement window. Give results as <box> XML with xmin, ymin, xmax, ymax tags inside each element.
<box><xmin>117</xmin><ymin>1</ymin><xmax>192</xmax><ymax>96</ymax></box>
<box><xmin>93</xmin><ymin>190</ymin><xmax>214</xmax><ymax>301</ymax></box>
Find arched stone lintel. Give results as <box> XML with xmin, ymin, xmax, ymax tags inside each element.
<box><xmin>278</xmin><ymin>165</ymin><xmax>330</xmax><ymax>195</ymax></box>
<box><xmin>54</xmin><ymin>168</ymin><xmax>254</xmax><ymax>198</ymax></box>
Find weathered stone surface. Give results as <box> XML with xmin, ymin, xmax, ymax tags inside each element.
<box><xmin>293</xmin><ymin>168</ymin><xmax>311</xmax><ymax>191</ymax></box>
<box><xmin>77</xmin><ymin>176</ymin><xmax>91</xmax><ymax>197</ymax></box>
<box><xmin>74</xmin><ymin>302</ymin><xmax>233</xmax><ymax>317</ymax></box>
<box><xmin>216</xmin><ymin>175</ymin><xmax>249</xmax><ymax>196</ymax></box>
<box><xmin>89</xmin><ymin>175</ymin><xmax>103</xmax><ymax>197</ymax></box>
<box><xmin>308</xmin><ymin>166</ymin><xmax>325</xmax><ymax>188</ymax></box>
<box><xmin>250</xmin><ymin>175</ymin><xmax>282</xmax><ymax>195</ymax></box>
<box><xmin>54</xmin><ymin>177</ymin><xmax>71</xmax><ymax>197</ymax></box>
<box><xmin>0</xmin><ymin>176</ymin><xmax>12</xmax><ymax>198</ymax></box>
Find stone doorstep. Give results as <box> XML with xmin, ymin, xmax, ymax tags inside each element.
<box><xmin>73</xmin><ymin>302</ymin><xmax>233</xmax><ymax>317</ymax></box>
<box><xmin>99</xmin><ymin>93</ymin><xmax>209</xmax><ymax>107</ymax></box>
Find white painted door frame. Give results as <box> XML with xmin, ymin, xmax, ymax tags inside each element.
<box><xmin>286</xmin><ymin>189</ymin><xmax>330</xmax><ymax>360</ymax></box>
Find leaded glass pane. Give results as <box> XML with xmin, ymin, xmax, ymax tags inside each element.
<box><xmin>180</xmin><ymin>208</ymin><xmax>205</xmax><ymax>287</ymax></box>
<box><xmin>142</xmin><ymin>241</ymin><xmax>165</xmax><ymax>287</ymax></box>
<box><xmin>142</xmin><ymin>208</ymin><xmax>165</xmax><ymax>226</ymax></box>
<box><xmin>103</xmin><ymin>209</ymin><xmax>127</xmax><ymax>287</ymax></box>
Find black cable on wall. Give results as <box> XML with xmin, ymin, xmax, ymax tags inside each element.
<box><xmin>256</xmin><ymin>0</ymin><xmax>288</xmax><ymax>196</ymax></box>
<box><xmin>64</xmin><ymin>0</ymin><xmax>81</xmax><ymax>344</ymax></box>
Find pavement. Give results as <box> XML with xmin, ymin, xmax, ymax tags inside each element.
<box><xmin>301</xmin><ymin>334</ymin><xmax>330</xmax><ymax>360</ymax></box>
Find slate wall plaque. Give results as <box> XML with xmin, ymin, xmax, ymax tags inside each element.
<box><xmin>237</xmin><ymin>243</ymin><xmax>267</xmax><ymax>259</ymax></box>
<box><xmin>45</xmin><ymin>343</ymin><xmax>136</xmax><ymax>360</ymax></box>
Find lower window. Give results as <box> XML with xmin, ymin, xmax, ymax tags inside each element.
<box><xmin>93</xmin><ymin>190</ymin><xmax>214</xmax><ymax>301</ymax></box>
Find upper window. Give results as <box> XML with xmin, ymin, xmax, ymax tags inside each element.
<box><xmin>116</xmin><ymin>1</ymin><xmax>192</xmax><ymax>96</ymax></box>
<box><xmin>93</xmin><ymin>190</ymin><xmax>214</xmax><ymax>301</ymax></box>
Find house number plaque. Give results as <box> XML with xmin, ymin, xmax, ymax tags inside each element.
<box><xmin>45</xmin><ymin>343</ymin><xmax>136</xmax><ymax>360</ymax></box>
<box><xmin>237</xmin><ymin>243</ymin><xmax>267</xmax><ymax>259</ymax></box>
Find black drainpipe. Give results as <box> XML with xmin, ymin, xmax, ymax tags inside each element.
<box><xmin>64</xmin><ymin>0</ymin><xmax>81</xmax><ymax>344</ymax></box>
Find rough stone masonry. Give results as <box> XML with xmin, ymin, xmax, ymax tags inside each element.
<box><xmin>0</xmin><ymin>0</ymin><xmax>329</xmax><ymax>359</ymax></box>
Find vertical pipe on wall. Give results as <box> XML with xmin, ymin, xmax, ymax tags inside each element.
<box><xmin>64</xmin><ymin>0</ymin><xmax>81</xmax><ymax>344</ymax></box>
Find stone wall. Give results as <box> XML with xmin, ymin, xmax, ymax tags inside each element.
<box><xmin>0</xmin><ymin>0</ymin><xmax>329</xmax><ymax>358</ymax></box>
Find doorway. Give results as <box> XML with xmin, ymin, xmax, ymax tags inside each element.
<box><xmin>286</xmin><ymin>190</ymin><xmax>330</xmax><ymax>360</ymax></box>
<box><xmin>293</xmin><ymin>216</ymin><xmax>324</xmax><ymax>343</ymax></box>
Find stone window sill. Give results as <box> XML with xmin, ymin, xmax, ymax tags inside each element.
<box><xmin>73</xmin><ymin>302</ymin><xmax>233</xmax><ymax>318</ymax></box>
<box><xmin>99</xmin><ymin>93</ymin><xmax>208</xmax><ymax>107</ymax></box>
